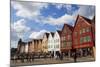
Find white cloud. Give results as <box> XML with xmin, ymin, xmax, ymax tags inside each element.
<box><xmin>29</xmin><ymin>29</ymin><xmax>50</xmax><ymax>39</ymax></box>
<box><xmin>76</xmin><ymin>5</ymin><xmax>95</xmax><ymax>19</ymax></box>
<box><xmin>11</xmin><ymin>19</ymin><xmax>31</xmax><ymax>38</ymax></box>
<box><xmin>54</xmin><ymin>3</ymin><xmax>72</xmax><ymax>10</ymax></box>
<box><xmin>54</xmin><ymin>3</ymin><xmax>64</xmax><ymax>9</ymax></box>
<box><xmin>40</xmin><ymin>14</ymin><xmax>75</xmax><ymax>25</ymax></box>
<box><xmin>11</xmin><ymin>1</ymin><xmax>48</xmax><ymax>19</ymax></box>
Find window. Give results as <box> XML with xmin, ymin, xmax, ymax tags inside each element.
<box><xmin>54</xmin><ymin>45</ymin><xmax>55</xmax><ymax>48</ymax></box>
<box><xmin>86</xmin><ymin>36</ymin><xmax>88</xmax><ymax>42</ymax></box>
<box><xmin>56</xmin><ymin>45</ymin><xmax>59</xmax><ymax>48</ymax></box>
<box><xmin>80</xmin><ymin>30</ymin><xmax>82</xmax><ymax>34</ymax></box>
<box><xmin>57</xmin><ymin>45</ymin><xmax>59</xmax><ymax>48</ymax></box>
<box><xmin>86</xmin><ymin>36</ymin><xmax>91</xmax><ymax>42</ymax></box>
<box><xmin>51</xmin><ymin>45</ymin><xmax>52</xmax><ymax>48</ymax></box>
<box><xmin>56</xmin><ymin>39</ymin><xmax>58</xmax><ymax>42</ymax></box>
<box><xmin>57</xmin><ymin>39</ymin><xmax>59</xmax><ymax>42</ymax></box>
<box><xmin>86</xmin><ymin>27</ymin><xmax>90</xmax><ymax>32</ymax></box>
<box><xmin>80</xmin><ymin>37</ymin><xmax>83</xmax><ymax>44</ymax></box>
<box><xmin>82</xmin><ymin>28</ymin><xmax>85</xmax><ymax>33</ymax></box>
<box><xmin>67</xmin><ymin>42</ymin><xmax>72</xmax><ymax>46</ymax></box>
<box><xmin>54</xmin><ymin>40</ymin><xmax>56</xmax><ymax>43</ymax></box>
<box><xmin>63</xmin><ymin>41</ymin><xmax>67</xmax><ymax>48</ymax></box>
<box><xmin>63</xmin><ymin>36</ymin><xmax>66</xmax><ymax>40</ymax></box>
<box><xmin>84</xmin><ymin>37</ymin><xmax>87</xmax><ymax>42</ymax></box>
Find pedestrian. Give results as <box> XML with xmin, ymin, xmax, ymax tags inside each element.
<box><xmin>73</xmin><ymin>52</ymin><xmax>77</xmax><ymax>62</ymax></box>
<box><xmin>60</xmin><ymin>53</ymin><xmax>63</xmax><ymax>60</ymax></box>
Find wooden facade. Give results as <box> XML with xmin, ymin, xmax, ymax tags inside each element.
<box><xmin>60</xmin><ymin>24</ymin><xmax>73</xmax><ymax>57</ymax></box>
<box><xmin>42</xmin><ymin>33</ymin><xmax>49</xmax><ymax>53</ymax></box>
<box><xmin>72</xmin><ymin>15</ymin><xmax>94</xmax><ymax>57</ymax></box>
<box><xmin>32</xmin><ymin>39</ymin><xmax>42</xmax><ymax>53</ymax></box>
<box><xmin>16</xmin><ymin>15</ymin><xmax>95</xmax><ymax>57</ymax></box>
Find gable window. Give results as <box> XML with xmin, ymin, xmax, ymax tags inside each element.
<box><xmin>80</xmin><ymin>30</ymin><xmax>82</xmax><ymax>34</ymax></box>
<box><xmin>86</xmin><ymin>27</ymin><xmax>90</xmax><ymax>32</ymax></box>
<box><xmin>82</xmin><ymin>28</ymin><xmax>85</xmax><ymax>33</ymax></box>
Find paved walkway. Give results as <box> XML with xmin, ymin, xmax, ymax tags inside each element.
<box><xmin>11</xmin><ymin>56</ymin><xmax>95</xmax><ymax>66</ymax></box>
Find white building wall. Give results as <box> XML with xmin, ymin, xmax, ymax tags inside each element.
<box><xmin>54</xmin><ymin>31</ymin><xmax>60</xmax><ymax>51</ymax></box>
<box><xmin>48</xmin><ymin>32</ymin><xmax>60</xmax><ymax>52</ymax></box>
<box><xmin>48</xmin><ymin>33</ymin><xmax>54</xmax><ymax>51</ymax></box>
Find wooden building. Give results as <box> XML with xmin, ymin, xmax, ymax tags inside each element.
<box><xmin>42</xmin><ymin>33</ymin><xmax>49</xmax><ymax>53</ymax></box>
<box><xmin>72</xmin><ymin>15</ymin><xmax>94</xmax><ymax>57</ymax></box>
<box><xmin>17</xmin><ymin>39</ymin><xmax>27</xmax><ymax>54</ymax></box>
<box><xmin>48</xmin><ymin>32</ymin><xmax>54</xmax><ymax>52</ymax></box>
<box><xmin>60</xmin><ymin>24</ymin><xmax>73</xmax><ymax>57</ymax></box>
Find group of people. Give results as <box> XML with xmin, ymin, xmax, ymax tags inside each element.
<box><xmin>11</xmin><ymin>51</ymin><xmax>78</xmax><ymax>63</ymax></box>
<box><xmin>49</xmin><ymin>51</ymin><xmax>64</xmax><ymax>60</ymax></box>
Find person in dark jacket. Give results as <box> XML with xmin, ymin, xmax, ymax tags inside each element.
<box><xmin>60</xmin><ymin>52</ymin><xmax>63</xmax><ymax>60</ymax></box>
<box><xmin>73</xmin><ymin>50</ymin><xmax>77</xmax><ymax>62</ymax></box>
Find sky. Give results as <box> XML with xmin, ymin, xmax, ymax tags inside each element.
<box><xmin>11</xmin><ymin>1</ymin><xmax>95</xmax><ymax>48</ymax></box>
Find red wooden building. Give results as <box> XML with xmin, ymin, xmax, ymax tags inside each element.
<box><xmin>91</xmin><ymin>16</ymin><xmax>95</xmax><ymax>46</ymax></box>
<box><xmin>60</xmin><ymin>24</ymin><xmax>73</xmax><ymax>57</ymax></box>
<box><xmin>72</xmin><ymin>15</ymin><xmax>94</xmax><ymax>57</ymax></box>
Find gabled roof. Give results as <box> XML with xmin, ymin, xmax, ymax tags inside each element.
<box><xmin>80</xmin><ymin>15</ymin><xmax>92</xmax><ymax>24</ymax></box>
<box><xmin>45</xmin><ymin>33</ymin><xmax>49</xmax><ymax>38</ymax></box>
<box><xmin>18</xmin><ymin>38</ymin><xmax>22</xmax><ymax>44</ymax></box>
<box><xmin>62</xmin><ymin>23</ymin><xmax>73</xmax><ymax>31</ymax></box>
<box><xmin>57</xmin><ymin>30</ymin><xmax>61</xmax><ymax>36</ymax></box>
<box><xmin>73</xmin><ymin>15</ymin><xmax>92</xmax><ymax>31</ymax></box>
<box><xmin>51</xmin><ymin>32</ymin><xmax>54</xmax><ymax>37</ymax></box>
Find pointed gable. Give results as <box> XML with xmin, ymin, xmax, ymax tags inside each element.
<box><xmin>57</xmin><ymin>30</ymin><xmax>61</xmax><ymax>36</ymax></box>
<box><xmin>73</xmin><ymin>15</ymin><xmax>92</xmax><ymax>31</ymax></box>
<box><xmin>61</xmin><ymin>23</ymin><xmax>73</xmax><ymax>35</ymax></box>
<box><xmin>51</xmin><ymin>32</ymin><xmax>54</xmax><ymax>37</ymax></box>
<box><xmin>45</xmin><ymin>33</ymin><xmax>49</xmax><ymax>38</ymax></box>
<box><xmin>81</xmin><ymin>16</ymin><xmax>92</xmax><ymax>24</ymax></box>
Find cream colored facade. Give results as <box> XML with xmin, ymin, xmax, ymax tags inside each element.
<box><xmin>38</xmin><ymin>39</ymin><xmax>42</xmax><ymax>52</ymax></box>
<box><xmin>42</xmin><ymin>33</ymin><xmax>49</xmax><ymax>53</ymax></box>
<box><xmin>28</xmin><ymin>41</ymin><xmax>34</xmax><ymax>53</ymax></box>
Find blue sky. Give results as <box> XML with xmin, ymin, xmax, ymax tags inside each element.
<box><xmin>11</xmin><ymin>1</ymin><xmax>95</xmax><ymax>48</ymax></box>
